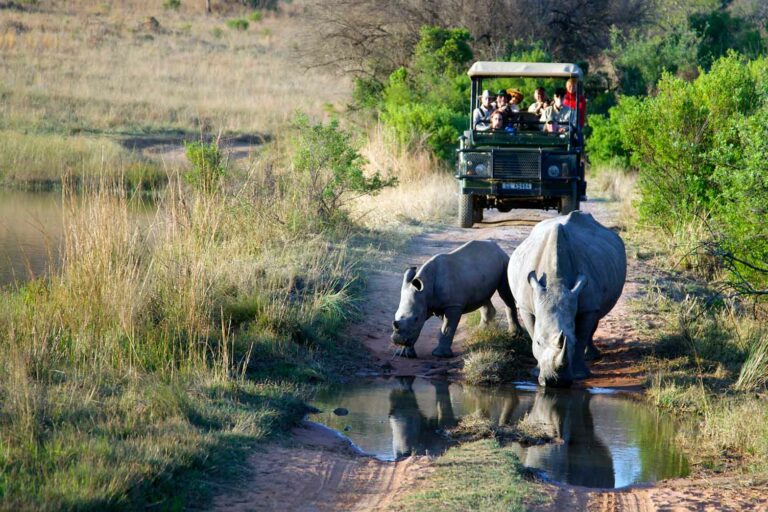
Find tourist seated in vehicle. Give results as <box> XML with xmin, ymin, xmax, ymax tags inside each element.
<box><xmin>489</xmin><ymin>109</ymin><xmax>515</xmax><ymax>132</ymax></box>
<box><xmin>472</xmin><ymin>89</ymin><xmax>494</xmax><ymax>130</ymax></box>
<box><xmin>564</xmin><ymin>78</ymin><xmax>586</xmax><ymax>127</ymax></box>
<box><xmin>506</xmin><ymin>88</ymin><xmax>523</xmax><ymax>113</ymax></box>
<box><xmin>527</xmin><ymin>87</ymin><xmax>550</xmax><ymax>116</ymax></box>
<box><xmin>540</xmin><ymin>88</ymin><xmax>574</xmax><ymax>134</ymax></box>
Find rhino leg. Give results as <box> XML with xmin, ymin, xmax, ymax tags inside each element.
<box><xmin>498</xmin><ymin>276</ymin><xmax>522</xmax><ymax>336</ymax></box>
<box><xmin>432</xmin><ymin>308</ymin><xmax>460</xmax><ymax>358</ymax></box>
<box><xmin>573</xmin><ymin>312</ymin><xmax>600</xmax><ymax>378</ymax></box>
<box><xmin>479</xmin><ymin>300</ymin><xmax>496</xmax><ymax>326</ymax></box>
<box><xmin>395</xmin><ymin>345</ymin><xmax>417</xmax><ymax>358</ymax></box>
<box><xmin>578</xmin><ymin>312</ymin><xmax>602</xmax><ymax>362</ymax></box>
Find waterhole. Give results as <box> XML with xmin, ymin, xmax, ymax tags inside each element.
<box><xmin>311</xmin><ymin>377</ymin><xmax>689</xmax><ymax>489</ymax></box>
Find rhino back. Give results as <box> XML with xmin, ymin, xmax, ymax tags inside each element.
<box><xmin>510</xmin><ymin>212</ymin><xmax>626</xmax><ymax>315</ymax></box>
<box><xmin>420</xmin><ymin>240</ymin><xmax>508</xmax><ymax>311</ymax></box>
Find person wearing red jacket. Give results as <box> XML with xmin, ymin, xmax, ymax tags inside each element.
<box><xmin>564</xmin><ymin>78</ymin><xmax>586</xmax><ymax>127</ymax></box>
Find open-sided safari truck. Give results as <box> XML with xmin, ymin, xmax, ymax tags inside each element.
<box><xmin>456</xmin><ymin>62</ymin><xmax>587</xmax><ymax>227</ymax></box>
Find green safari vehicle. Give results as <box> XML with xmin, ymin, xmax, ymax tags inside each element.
<box><xmin>456</xmin><ymin>62</ymin><xmax>587</xmax><ymax>227</ymax></box>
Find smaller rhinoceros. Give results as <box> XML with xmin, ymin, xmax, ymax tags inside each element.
<box><xmin>391</xmin><ymin>240</ymin><xmax>521</xmax><ymax>358</ymax></box>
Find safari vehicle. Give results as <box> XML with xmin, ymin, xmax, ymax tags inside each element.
<box><xmin>456</xmin><ymin>62</ymin><xmax>587</xmax><ymax>227</ymax></box>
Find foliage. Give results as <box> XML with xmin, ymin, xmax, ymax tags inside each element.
<box><xmin>610</xmin><ymin>26</ymin><xmax>701</xmax><ymax>96</ymax></box>
<box><xmin>618</xmin><ymin>53</ymin><xmax>767</xmax><ymax>292</ymax></box>
<box><xmin>290</xmin><ymin>115</ymin><xmax>395</xmax><ymax>226</ymax></box>
<box><xmin>376</xmin><ymin>26</ymin><xmax>473</xmax><ymax>161</ymax></box>
<box><xmin>163</xmin><ymin>0</ymin><xmax>181</xmax><ymax>10</ymax></box>
<box><xmin>585</xmin><ymin>98</ymin><xmax>639</xmax><ymax>168</ymax></box>
<box><xmin>184</xmin><ymin>141</ymin><xmax>226</xmax><ymax>194</ymax></box>
<box><xmin>249</xmin><ymin>10</ymin><xmax>263</xmax><ymax>22</ymax></box>
<box><xmin>226</xmin><ymin>18</ymin><xmax>250</xmax><ymax>31</ymax></box>
<box><xmin>689</xmin><ymin>10</ymin><xmax>765</xmax><ymax>70</ymax></box>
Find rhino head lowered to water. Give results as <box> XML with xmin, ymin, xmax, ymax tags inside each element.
<box><xmin>509</xmin><ymin>212</ymin><xmax>626</xmax><ymax>387</ymax></box>
<box><xmin>391</xmin><ymin>240</ymin><xmax>521</xmax><ymax>359</ymax></box>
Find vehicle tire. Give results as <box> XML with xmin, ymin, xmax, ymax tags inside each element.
<box><xmin>559</xmin><ymin>193</ymin><xmax>580</xmax><ymax>215</ymax></box>
<box><xmin>473</xmin><ymin>203</ymin><xmax>483</xmax><ymax>223</ymax></box>
<box><xmin>458</xmin><ymin>193</ymin><xmax>474</xmax><ymax>228</ymax></box>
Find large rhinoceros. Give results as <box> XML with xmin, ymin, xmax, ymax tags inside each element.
<box><xmin>509</xmin><ymin>211</ymin><xmax>626</xmax><ymax>386</ymax></box>
<box><xmin>391</xmin><ymin>240</ymin><xmax>521</xmax><ymax>358</ymax></box>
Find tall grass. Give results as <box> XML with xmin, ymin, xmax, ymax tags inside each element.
<box><xmin>351</xmin><ymin>124</ymin><xmax>456</xmax><ymax>228</ymax></box>
<box><xmin>0</xmin><ymin>154</ymin><xmax>361</xmax><ymax>507</ymax></box>
<box><xmin>0</xmin><ymin>130</ymin><xmax>164</xmax><ymax>189</ymax></box>
<box><xmin>637</xmin><ymin>283</ymin><xmax>768</xmax><ymax>472</ymax></box>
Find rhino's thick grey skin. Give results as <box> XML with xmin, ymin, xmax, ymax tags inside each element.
<box><xmin>391</xmin><ymin>240</ymin><xmax>522</xmax><ymax>358</ymax></box>
<box><xmin>509</xmin><ymin>211</ymin><xmax>626</xmax><ymax>387</ymax></box>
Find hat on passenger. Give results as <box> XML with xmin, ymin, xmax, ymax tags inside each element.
<box><xmin>507</xmin><ymin>88</ymin><xmax>524</xmax><ymax>102</ymax></box>
<box><xmin>481</xmin><ymin>89</ymin><xmax>493</xmax><ymax>100</ymax></box>
<box><xmin>495</xmin><ymin>89</ymin><xmax>509</xmax><ymax>99</ymax></box>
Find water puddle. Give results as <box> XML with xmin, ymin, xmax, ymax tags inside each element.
<box><xmin>310</xmin><ymin>377</ymin><xmax>689</xmax><ymax>489</ymax></box>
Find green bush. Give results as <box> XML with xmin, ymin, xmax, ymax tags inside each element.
<box><xmin>249</xmin><ymin>10</ymin><xmax>263</xmax><ymax>22</ymax></box>
<box><xmin>163</xmin><ymin>0</ymin><xmax>181</xmax><ymax>10</ymax></box>
<box><xmin>226</xmin><ymin>19</ymin><xmax>249</xmax><ymax>31</ymax></box>
<box><xmin>618</xmin><ymin>52</ymin><xmax>768</xmax><ymax>292</ymax></box>
<box><xmin>585</xmin><ymin>98</ymin><xmax>638</xmax><ymax>168</ymax></box>
<box><xmin>184</xmin><ymin>141</ymin><xmax>226</xmax><ymax>194</ymax></box>
<box><xmin>289</xmin><ymin>115</ymin><xmax>395</xmax><ymax>227</ymax></box>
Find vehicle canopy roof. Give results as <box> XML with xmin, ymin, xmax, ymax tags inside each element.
<box><xmin>467</xmin><ymin>61</ymin><xmax>583</xmax><ymax>80</ymax></box>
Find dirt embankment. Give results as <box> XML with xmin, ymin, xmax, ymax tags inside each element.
<box><xmin>209</xmin><ymin>202</ymin><xmax>768</xmax><ymax>512</ymax></box>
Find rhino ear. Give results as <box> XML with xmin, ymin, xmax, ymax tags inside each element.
<box><xmin>571</xmin><ymin>274</ymin><xmax>587</xmax><ymax>295</ymax></box>
<box><xmin>528</xmin><ymin>271</ymin><xmax>545</xmax><ymax>294</ymax></box>
<box><xmin>411</xmin><ymin>277</ymin><xmax>424</xmax><ymax>292</ymax></box>
<box><xmin>403</xmin><ymin>266</ymin><xmax>417</xmax><ymax>284</ymax></box>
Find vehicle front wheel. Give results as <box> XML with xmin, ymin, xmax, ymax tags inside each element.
<box><xmin>458</xmin><ymin>193</ymin><xmax>473</xmax><ymax>228</ymax></box>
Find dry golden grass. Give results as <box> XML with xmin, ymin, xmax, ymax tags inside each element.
<box><xmin>352</xmin><ymin>125</ymin><xmax>456</xmax><ymax>227</ymax></box>
<box><xmin>0</xmin><ymin>1</ymin><xmax>349</xmax><ymax>135</ymax></box>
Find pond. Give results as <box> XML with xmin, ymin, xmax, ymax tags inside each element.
<box><xmin>0</xmin><ymin>189</ymin><xmax>157</xmax><ymax>287</ymax></box>
<box><xmin>0</xmin><ymin>189</ymin><xmax>63</xmax><ymax>286</ymax></box>
<box><xmin>310</xmin><ymin>377</ymin><xmax>689</xmax><ymax>489</ymax></box>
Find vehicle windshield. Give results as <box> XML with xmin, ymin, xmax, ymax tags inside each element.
<box><xmin>471</xmin><ymin>77</ymin><xmax>583</xmax><ymax>139</ymax></box>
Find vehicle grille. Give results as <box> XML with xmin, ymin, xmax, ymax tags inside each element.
<box><xmin>493</xmin><ymin>152</ymin><xmax>540</xmax><ymax>179</ymax></box>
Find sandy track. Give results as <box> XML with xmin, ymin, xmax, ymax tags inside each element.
<box><xmin>209</xmin><ymin>201</ymin><xmax>767</xmax><ymax>511</ymax></box>
<box><xmin>210</xmin><ymin>421</ymin><xmax>432</xmax><ymax>512</ymax></box>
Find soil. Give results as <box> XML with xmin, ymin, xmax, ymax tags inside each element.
<box><xmin>209</xmin><ymin>200</ymin><xmax>768</xmax><ymax>511</ymax></box>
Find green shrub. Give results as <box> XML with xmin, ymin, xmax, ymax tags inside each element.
<box><xmin>289</xmin><ymin>115</ymin><xmax>395</xmax><ymax>227</ymax></box>
<box><xmin>184</xmin><ymin>141</ymin><xmax>226</xmax><ymax>194</ymax></box>
<box><xmin>585</xmin><ymin>99</ymin><xmax>638</xmax><ymax>169</ymax></box>
<box><xmin>163</xmin><ymin>0</ymin><xmax>181</xmax><ymax>9</ymax></box>
<box><xmin>226</xmin><ymin>19</ymin><xmax>249</xmax><ymax>31</ymax></box>
<box><xmin>249</xmin><ymin>10</ymin><xmax>263</xmax><ymax>22</ymax></box>
<box><xmin>211</xmin><ymin>27</ymin><xmax>224</xmax><ymax>38</ymax></box>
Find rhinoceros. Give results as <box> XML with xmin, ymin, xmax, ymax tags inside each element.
<box><xmin>391</xmin><ymin>240</ymin><xmax>521</xmax><ymax>358</ymax></box>
<box><xmin>508</xmin><ymin>211</ymin><xmax>626</xmax><ymax>386</ymax></box>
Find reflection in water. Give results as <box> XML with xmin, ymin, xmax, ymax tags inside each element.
<box><xmin>512</xmin><ymin>390</ymin><xmax>614</xmax><ymax>487</ymax></box>
<box><xmin>312</xmin><ymin>378</ymin><xmax>689</xmax><ymax>489</ymax></box>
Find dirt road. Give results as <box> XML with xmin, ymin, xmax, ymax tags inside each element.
<box><xmin>210</xmin><ymin>201</ymin><xmax>768</xmax><ymax>511</ymax></box>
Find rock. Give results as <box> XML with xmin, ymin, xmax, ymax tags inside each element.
<box><xmin>343</xmin><ymin>425</ymin><xmax>352</xmax><ymax>432</ymax></box>
<box><xmin>333</xmin><ymin>407</ymin><xmax>349</xmax><ymax>416</ymax></box>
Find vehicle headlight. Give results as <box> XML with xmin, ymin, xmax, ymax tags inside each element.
<box><xmin>547</xmin><ymin>164</ymin><xmax>560</xmax><ymax>177</ymax></box>
<box><xmin>460</xmin><ymin>153</ymin><xmax>490</xmax><ymax>177</ymax></box>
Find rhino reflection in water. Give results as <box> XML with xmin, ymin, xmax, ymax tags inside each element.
<box><xmin>388</xmin><ymin>378</ymin><xmax>457</xmax><ymax>459</ymax></box>
<box><xmin>513</xmin><ymin>390</ymin><xmax>615</xmax><ymax>488</ymax></box>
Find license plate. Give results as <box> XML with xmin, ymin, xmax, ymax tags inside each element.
<box><xmin>502</xmin><ymin>182</ymin><xmax>533</xmax><ymax>190</ymax></box>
